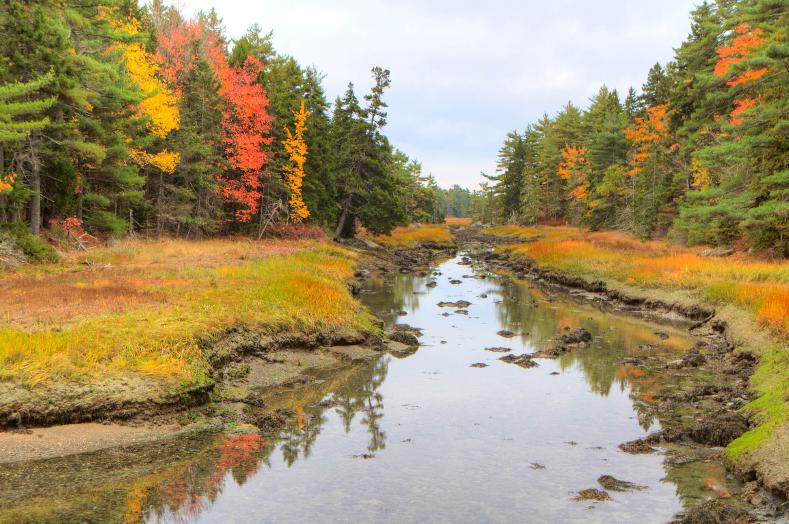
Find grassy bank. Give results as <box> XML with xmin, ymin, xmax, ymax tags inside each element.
<box><xmin>363</xmin><ymin>223</ymin><xmax>455</xmax><ymax>249</ymax></box>
<box><xmin>484</xmin><ymin>225</ymin><xmax>788</xmax><ymax>489</ymax></box>
<box><xmin>0</xmin><ymin>239</ymin><xmax>375</xmax><ymax>386</ymax></box>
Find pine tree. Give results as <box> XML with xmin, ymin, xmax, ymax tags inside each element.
<box><xmin>0</xmin><ymin>72</ymin><xmax>55</xmax><ymax>142</ymax></box>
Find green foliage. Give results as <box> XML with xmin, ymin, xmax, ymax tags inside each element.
<box><xmin>0</xmin><ymin>71</ymin><xmax>56</xmax><ymax>142</ymax></box>
<box><xmin>0</xmin><ymin>225</ymin><xmax>57</xmax><ymax>263</ymax></box>
<box><xmin>438</xmin><ymin>185</ymin><xmax>473</xmax><ymax>218</ymax></box>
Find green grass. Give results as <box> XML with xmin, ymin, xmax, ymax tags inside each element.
<box><xmin>725</xmin><ymin>345</ymin><xmax>789</xmax><ymax>461</ymax></box>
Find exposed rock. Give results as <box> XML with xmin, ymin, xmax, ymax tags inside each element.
<box><xmin>698</xmin><ymin>247</ymin><xmax>735</xmax><ymax>258</ymax></box>
<box><xmin>560</xmin><ymin>327</ymin><xmax>593</xmax><ymax>345</ymax></box>
<box><xmin>499</xmin><ymin>354</ymin><xmax>538</xmax><ymax>368</ymax></box>
<box><xmin>535</xmin><ymin>327</ymin><xmax>592</xmax><ymax>358</ymax></box>
<box><xmin>497</xmin><ymin>330</ymin><xmax>516</xmax><ymax>338</ymax></box>
<box><xmin>387</xmin><ymin>324</ymin><xmax>423</xmax><ymax>346</ymax></box>
<box><xmin>597</xmin><ymin>475</ymin><xmax>647</xmax><ymax>492</ymax></box>
<box><xmin>470</xmin><ymin>363</ymin><xmax>488</xmax><ymax>368</ymax></box>
<box><xmin>243</xmin><ymin>408</ymin><xmax>289</xmax><ymax>433</ymax></box>
<box><xmin>454</xmin><ymin>309</ymin><xmax>469</xmax><ymax>315</ymax></box>
<box><xmin>687</xmin><ymin>411</ymin><xmax>749</xmax><ymax>446</ymax></box>
<box><xmin>671</xmin><ymin>500</ymin><xmax>753</xmax><ymax>524</ymax></box>
<box><xmin>437</xmin><ymin>300</ymin><xmax>471</xmax><ymax>308</ymax></box>
<box><xmin>618</xmin><ymin>438</ymin><xmax>655</xmax><ymax>454</ymax></box>
<box><xmin>574</xmin><ymin>488</ymin><xmax>611</xmax><ymax>502</ymax></box>
<box><xmin>484</xmin><ymin>347</ymin><xmax>511</xmax><ymax>353</ymax></box>
<box><xmin>449</xmin><ymin>279</ymin><xmax>462</xmax><ymax>285</ymax></box>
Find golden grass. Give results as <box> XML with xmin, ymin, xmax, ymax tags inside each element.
<box><xmin>485</xmin><ymin>225</ymin><xmax>789</xmax><ymax>336</ymax></box>
<box><xmin>364</xmin><ymin>224</ymin><xmax>455</xmax><ymax>249</ymax></box>
<box><xmin>445</xmin><ymin>217</ymin><xmax>472</xmax><ymax>226</ymax></box>
<box><xmin>0</xmin><ymin>239</ymin><xmax>374</xmax><ymax>384</ymax></box>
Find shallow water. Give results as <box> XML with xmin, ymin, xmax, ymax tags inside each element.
<box><xmin>0</xmin><ymin>254</ymin><xmax>739</xmax><ymax>523</ymax></box>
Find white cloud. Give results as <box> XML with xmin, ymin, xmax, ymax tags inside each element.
<box><xmin>158</xmin><ymin>0</ymin><xmax>697</xmax><ymax>189</ymax></box>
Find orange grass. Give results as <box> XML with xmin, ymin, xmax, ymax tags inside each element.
<box><xmin>486</xmin><ymin>225</ymin><xmax>789</xmax><ymax>338</ymax></box>
<box><xmin>445</xmin><ymin>217</ymin><xmax>472</xmax><ymax>226</ymax></box>
<box><xmin>364</xmin><ymin>223</ymin><xmax>455</xmax><ymax>249</ymax></box>
<box><xmin>0</xmin><ymin>239</ymin><xmax>374</xmax><ymax>384</ymax></box>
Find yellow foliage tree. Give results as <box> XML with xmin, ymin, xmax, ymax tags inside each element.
<box><xmin>283</xmin><ymin>101</ymin><xmax>311</xmax><ymax>222</ymax></box>
<box><xmin>690</xmin><ymin>157</ymin><xmax>711</xmax><ymax>190</ymax></box>
<box><xmin>108</xmin><ymin>16</ymin><xmax>181</xmax><ymax>174</ymax></box>
<box><xmin>114</xmin><ymin>19</ymin><xmax>179</xmax><ymax>138</ymax></box>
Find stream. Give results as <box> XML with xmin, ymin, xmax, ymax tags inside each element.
<box><xmin>0</xmin><ymin>253</ymin><xmax>741</xmax><ymax>523</ymax></box>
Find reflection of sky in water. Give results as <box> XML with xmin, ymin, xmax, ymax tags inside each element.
<box><xmin>178</xmin><ymin>255</ymin><xmax>702</xmax><ymax>524</ymax></box>
<box><xmin>0</xmin><ymin>255</ymin><xmax>729</xmax><ymax>523</ymax></box>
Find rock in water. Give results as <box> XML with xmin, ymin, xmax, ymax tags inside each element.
<box><xmin>597</xmin><ymin>475</ymin><xmax>647</xmax><ymax>492</ymax></box>
<box><xmin>573</xmin><ymin>489</ymin><xmax>611</xmax><ymax>502</ymax></box>
<box><xmin>499</xmin><ymin>354</ymin><xmax>538</xmax><ymax>368</ymax></box>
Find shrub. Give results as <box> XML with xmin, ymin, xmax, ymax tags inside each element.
<box><xmin>264</xmin><ymin>223</ymin><xmax>327</xmax><ymax>240</ymax></box>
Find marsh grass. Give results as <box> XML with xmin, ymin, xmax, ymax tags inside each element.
<box><xmin>364</xmin><ymin>224</ymin><xmax>455</xmax><ymax>249</ymax></box>
<box><xmin>485</xmin><ymin>226</ymin><xmax>789</xmax><ymax>335</ymax></box>
<box><xmin>445</xmin><ymin>217</ymin><xmax>472</xmax><ymax>226</ymax></box>
<box><xmin>0</xmin><ymin>239</ymin><xmax>374</xmax><ymax>384</ymax></box>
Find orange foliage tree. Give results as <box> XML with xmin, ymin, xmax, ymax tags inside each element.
<box><xmin>713</xmin><ymin>23</ymin><xmax>768</xmax><ymax>127</ymax></box>
<box><xmin>205</xmin><ymin>35</ymin><xmax>273</xmax><ymax>223</ymax></box>
<box><xmin>558</xmin><ymin>143</ymin><xmax>590</xmax><ymax>202</ymax></box>
<box><xmin>0</xmin><ymin>172</ymin><xmax>16</xmax><ymax>193</ymax></box>
<box><xmin>154</xmin><ymin>19</ymin><xmax>273</xmax><ymax>224</ymax></box>
<box><xmin>623</xmin><ymin>104</ymin><xmax>669</xmax><ymax>177</ymax></box>
<box><xmin>282</xmin><ymin>100</ymin><xmax>311</xmax><ymax>222</ymax></box>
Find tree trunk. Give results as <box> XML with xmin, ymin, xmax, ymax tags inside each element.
<box><xmin>334</xmin><ymin>195</ymin><xmax>353</xmax><ymax>239</ymax></box>
<box><xmin>29</xmin><ymin>140</ymin><xmax>41</xmax><ymax>236</ymax></box>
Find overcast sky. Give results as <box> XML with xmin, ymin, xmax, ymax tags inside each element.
<box><xmin>162</xmin><ymin>0</ymin><xmax>698</xmax><ymax>189</ymax></box>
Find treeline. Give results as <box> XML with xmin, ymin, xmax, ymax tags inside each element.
<box><xmin>474</xmin><ymin>0</ymin><xmax>787</xmax><ymax>256</ymax></box>
<box><xmin>0</xmin><ymin>0</ymin><xmax>446</xmax><ymax>246</ymax></box>
<box><xmin>438</xmin><ymin>185</ymin><xmax>473</xmax><ymax>218</ymax></box>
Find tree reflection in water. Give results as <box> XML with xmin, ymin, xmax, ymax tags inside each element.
<box><xmin>139</xmin><ymin>355</ymin><xmax>391</xmax><ymax>522</ymax></box>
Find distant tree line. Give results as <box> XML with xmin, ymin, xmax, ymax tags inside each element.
<box><xmin>473</xmin><ymin>0</ymin><xmax>787</xmax><ymax>256</ymax></box>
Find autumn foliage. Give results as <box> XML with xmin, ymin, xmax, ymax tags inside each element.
<box><xmin>154</xmin><ymin>18</ymin><xmax>273</xmax><ymax>223</ymax></box>
<box><xmin>205</xmin><ymin>36</ymin><xmax>273</xmax><ymax>222</ymax></box>
<box><xmin>713</xmin><ymin>23</ymin><xmax>767</xmax><ymax>78</ymax></box>
<box><xmin>0</xmin><ymin>172</ymin><xmax>16</xmax><ymax>193</ymax></box>
<box><xmin>109</xmin><ymin>16</ymin><xmax>181</xmax><ymax>173</ymax></box>
<box><xmin>558</xmin><ymin>144</ymin><xmax>590</xmax><ymax>201</ymax></box>
<box><xmin>714</xmin><ymin>23</ymin><xmax>768</xmax><ymax>127</ymax></box>
<box><xmin>283</xmin><ymin>100</ymin><xmax>311</xmax><ymax>222</ymax></box>
<box><xmin>623</xmin><ymin>104</ymin><xmax>669</xmax><ymax>176</ymax></box>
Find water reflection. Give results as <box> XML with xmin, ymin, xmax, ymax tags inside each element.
<box><xmin>0</xmin><ymin>254</ymin><xmax>740</xmax><ymax>523</ymax></box>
